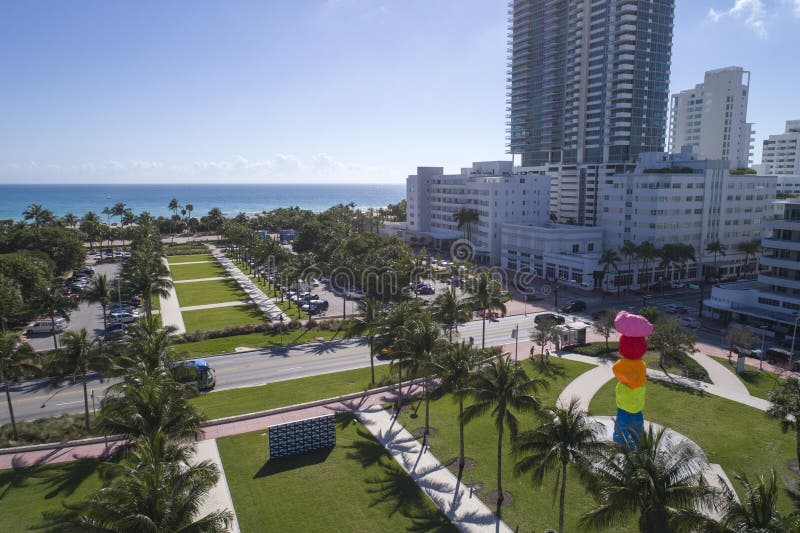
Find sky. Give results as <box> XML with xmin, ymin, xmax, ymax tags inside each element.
<box><xmin>1</xmin><ymin>0</ymin><xmax>799</xmax><ymax>184</ymax></box>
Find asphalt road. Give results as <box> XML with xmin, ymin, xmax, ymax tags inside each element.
<box><xmin>4</xmin><ymin>286</ymin><xmax>727</xmax><ymax>426</ymax></box>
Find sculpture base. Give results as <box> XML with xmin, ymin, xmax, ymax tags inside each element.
<box><xmin>613</xmin><ymin>408</ymin><xmax>644</xmax><ymax>448</ymax></box>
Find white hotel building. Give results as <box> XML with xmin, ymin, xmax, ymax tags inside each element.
<box><xmin>390</xmin><ymin>152</ymin><xmax>776</xmax><ymax>292</ymax></box>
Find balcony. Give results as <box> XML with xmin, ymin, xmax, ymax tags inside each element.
<box><xmin>760</xmin><ymin>256</ymin><xmax>800</xmax><ymax>270</ymax></box>
<box><xmin>762</xmin><ymin>238</ymin><xmax>800</xmax><ymax>252</ymax></box>
<box><xmin>763</xmin><ymin>219</ymin><xmax>800</xmax><ymax>232</ymax></box>
<box><xmin>758</xmin><ymin>272</ymin><xmax>800</xmax><ymax>291</ymax></box>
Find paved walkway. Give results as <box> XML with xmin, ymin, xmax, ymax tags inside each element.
<box><xmin>173</xmin><ymin>276</ymin><xmax>228</xmax><ymax>284</ymax></box>
<box><xmin>690</xmin><ymin>351</ymin><xmax>750</xmax><ymax>397</ymax></box>
<box><xmin>179</xmin><ymin>301</ymin><xmax>249</xmax><ymax>312</ymax></box>
<box><xmin>356</xmin><ymin>405</ymin><xmax>513</xmax><ymax>533</ymax></box>
<box><xmin>191</xmin><ymin>439</ymin><xmax>241</xmax><ymax>532</ymax></box>
<box><xmin>159</xmin><ymin>257</ymin><xmax>186</xmax><ymax>335</ymax></box>
<box><xmin>208</xmin><ymin>245</ymin><xmax>284</xmax><ymax>323</ymax></box>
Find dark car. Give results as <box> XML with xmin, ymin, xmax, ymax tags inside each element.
<box><xmin>104</xmin><ymin>322</ymin><xmax>128</xmax><ymax>340</ymax></box>
<box><xmin>534</xmin><ymin>313</ymin><xmax>566</xmax><ymax>326</ymax></box>
<box><xmin>560</xmin><ymin>300</ymin><xmax>587</xmax><ymax>313</ymax></box>
<box><xmin>416</xmin><ymin>285</ymin><xmax>435</xmax><ymax>295</ymax></box>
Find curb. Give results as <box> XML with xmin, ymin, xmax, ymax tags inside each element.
<box><xmin>0</xmin><ymin>378</ymin><xmax>423</xmax><ymax>456</ymax></box>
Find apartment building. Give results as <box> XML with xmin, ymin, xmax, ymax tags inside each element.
<box><xmin>705</xmin><ymin>198</ymin><xmax>800</xmax><ymax>340</ymax></box>
<box><xmin>403</xmin><ymin>161</ymin><xmax>550</xmax><ymax>264</ymax></box>
<box><xmin>506</xmin><ymin>0</ymin><xmax>675</xmax><ymax>166</ymax></box>
<box><xmin>761</xmin><ymin>120</ymin><xmax>800</xmax><ymax>176</ymax></box>
<box><xmin>669</xmin><ymin>67</ymin><xmax>754</xmax><ymax>168</ymax></box>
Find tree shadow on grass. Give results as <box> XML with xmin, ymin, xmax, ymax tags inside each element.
<box><xmin>654</xmin><ymin>379</ymin><xmax>707</xmax><ymax>397</ymax></box>
<box><xmin>344</xmin><ymin>427</ymin><xmax>388</xmax><ymax>469</ymax></box>
<box><xmin>33</xmin><ymin>458</ymin><xmax>105</xmax><ymax>500</ymax></box>
<box><xmin>253</xmin><ymin>447</ymin><xmax>334</xmax><ymax>478</ymax></box>
<box><xmin>530</xmin><ymin>358</ymin><xmax>566</xmax><ymax>379</ymax></box>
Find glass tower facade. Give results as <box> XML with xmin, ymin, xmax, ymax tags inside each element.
<box><xmin>507</xmin><ymin>0</ymin><xmax>674</xmax><ymax>166</ymax></box>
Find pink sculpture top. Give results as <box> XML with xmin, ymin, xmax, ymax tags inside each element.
<box><xmin>614</xmin><ymin>310</ymin><xmax>654</xmax><ymax>337</ymax></box>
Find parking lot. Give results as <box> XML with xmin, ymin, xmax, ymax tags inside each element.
<box><xmin>26</xmin><ymin>262</ymin><xmax>122</xmax><ymax>352</ymax></box>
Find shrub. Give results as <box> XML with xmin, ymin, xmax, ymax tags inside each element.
<box><xmin>572</xmin><ymin>341</ymin><xmax>619</xmax><ymax>357</ymax></box>
<box><xmin>0</xmin><ymin>413</ymin><xmax>99</xmax><ymax>448</ymax></box>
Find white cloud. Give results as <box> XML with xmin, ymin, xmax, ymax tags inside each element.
<box><xmin>0</xmin><ymin>153</ymin><xmax>400</xmax><ymax>182</ymax></box>
<box><xmin>707</xmin><ymin>0</ymin><xmax>768</xmax><ymax>39</ymax></box>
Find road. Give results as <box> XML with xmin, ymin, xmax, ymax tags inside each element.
<box><xmin>4</xmin><ymin>286</ymin><xmax>730</xmax><ymax>426</ymax></box>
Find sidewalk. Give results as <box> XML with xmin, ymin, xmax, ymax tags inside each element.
<box><xmin>159</xmin><ymin>257</ymin><xmax>186</xmax><ymax>335</ymax></box>
<box><xmin>179</xmin><ymin>301</ymin><xmax>249</xmax><ymax>312</ymax></box>
<box><xmin>208</xmin><ymin>246</ymin><xmax>284</xmax><ymax>323</ymax></box>
<box><xmin>191</xmin><ymin>439</ymin><xmax>241</xmax><ymax>533</ymax></box>
<box><xmin>169</xmin><ymin>260</ymin><xmax>215</xmax><ymax>265</ymax></box>
<box><xmin>356</xmin><ymin>405</ymin><xmax>513</xmax><ymax>533</ymax></box>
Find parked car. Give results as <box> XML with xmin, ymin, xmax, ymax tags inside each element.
<box><xmin>560</xmin><ymin>300</ymin><xmax>586</xmax><ymax>313</ymax></box>
<box><xmin>415</xmin><ymin>285</ymin><xmax>435</xmax><ymax>295</ymax></box>
<box><xmin>664</xmin><ymin>304</ymin><xmax>682</xmax><ymax>314</ymax></box>
<box><xmin>677</xmin><ymin>316</ymin><xmax>700</xmax><ymax>329</ymax></box>
<box><xmin>104</xmin><ymin>322</ymin><xmax>128</xmax><ymax>340</ymax></box>
<box><xmin>670</xmin><ymin>281</ymin><xmax>686</xmax><ymax>289</ymax></box>
<box><xmin>27</xmin><ymin>317</ymin><xmax>68</xmax><ymax>335</ymax></box>
<box><xmin>534</xmin><ymin>313</ymin><xmax>566</xmax><ymax>326</ymax></box>
<box><xmin>109</xmin><ymin>310</ymin><xmax>139</xmax><ymax>323</ymax></box>
<box><xmin>766</xmin><ymin>347</ymin><xmax>799</xmax><ymax>368</ymax></box>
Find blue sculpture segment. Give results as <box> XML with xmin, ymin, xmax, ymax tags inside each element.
<box><xmin>268</xmin><ymin>414</ymin><xmax>336</xmax><ymax>458</ymax></box>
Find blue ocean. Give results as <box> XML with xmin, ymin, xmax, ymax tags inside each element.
<box><xmin>0</xmin><ymin>183</ymin><xmax>405</xmax><ymax>221</ymax></box>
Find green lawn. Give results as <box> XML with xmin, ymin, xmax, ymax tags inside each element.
<box><xmin>0</xmin><ymin>459</ymin><xmax>105</xmax><ymax>531</ymax></box>
<box><xmin>397</xmin><ymin>357</ymin><xmax>605</xmax><ymax>533</ymax></box>
<box><xmin>182</xmin><ymin>304</ymin><xmax>264</xmax><ymax>332</ymax></box>
<box><xmin>218</xmin><ymin>414</ymin><xmax>456</xmax><ymax>533</ymax></box>
<box><xmin>151</xmin><ymin>295</ymin><xmax>160</xmax><ymax>311</ymax></box>
<box><xmin>192</xmin><ymin>365</ymin><xmax>392</xmax><ymax>420</ymax></box>
<box><xmin>167</xmin><ymin>253</ymin><xmax>215</xmax><ymax>263</ymax></box>
<box><xmin>169</xmin><ymin>261</ymin><xmax>227</xmax><ymax>281</ymax></box>
<box><xmin>709</xmin><ymin>355</ymin><xmax>786</xmax><ymax>400</ymax></box>
<box><xmin>589</xmin><ymin>379</ymin><xmax>798</xmax><ymax>513</ymax></box>
<box><xmin>172</xmin><ymin>328</ymin><xmax>342</xmax><ymax>359</ymax></box>
<box><xmin>174</xmin><ymin>279</ymin><xmax>248</xmax><ymax>307</ymax></box>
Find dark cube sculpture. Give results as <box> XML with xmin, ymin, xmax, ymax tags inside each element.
<box><xmin>267</xmin><ymin>414</ymin><xmax>336</xmax><ymax>458</ymax></box>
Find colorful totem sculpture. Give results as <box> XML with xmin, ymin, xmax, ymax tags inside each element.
<box><xmin>612</xmin><ymin>310</ymin><xmax>654</xmax><ymax>447</ymax></box>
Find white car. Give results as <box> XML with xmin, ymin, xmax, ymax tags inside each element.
<box><xmin>678</xmin><ymin>316</ymin><xmax>700</xmax><ymax>329</ymax></box>
<box><xmin>664</xmin><ymin>304</ymin><xmax>682</xmax><ymax>314</ymax></box>
<box><xmin>27</xmin><ymin>317</ymin><xmax>68</xmax><ymax>335</ymax></box>
<box><xmin>109</xmin><ymin>310</ymin><xmax>139</xmax><ymax>323</ymax></box>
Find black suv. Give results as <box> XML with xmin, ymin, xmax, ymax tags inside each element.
<box><xmin>560</xmin><ymin>300</ymin><xmax>587</xmax><ymax>313</ymax></box>
<box><xmin>534</xmin><ymin>313</ymin><xmax>566</xmax><ymax>326</ymax></box>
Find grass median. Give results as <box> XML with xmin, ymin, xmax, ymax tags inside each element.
<box><xmin>192</xmin><ymin>364</ymin><xmax>392</xmax><ymax>420</ymax></box>
<box><xmin>218</xmin><ymin>413</ymin><xmax>456</xmax><ymax>533</ymax></box>
<box><xmin>0</xmin><ymin>459</ymin><xmax>106</xmax><ymax>531</ymax></box>
<box><xmin>169</xmin><ymin>262</ymin><xmax>227</xmax><ymax>281</ymax></box>
<box><xmin>181</xmin><ymin>304</ymin><xmax>264</xmax><ymax>332</ymax></box>
<box><xmin>396</xmin><ymin>357</ymin><xmax>601</xmax><ymax>532</ymax></box>
<box><xmin>167</xmin><ymin>253</ymin><xmax>215</xmax><ymax>263</ymax></box>
<box><xmin>172</xmin><ymin>328</ymin><xmax>341</xmax><ymax>359</ymax></box>
<box><xmin>589</xmin><ymin>378</ymin><xmax>798</xmax><ymax>513</ymax></box>
<box><xmin>174</xmin><ymin>279</ymin><xmax>249</xmax><ymax>307</ymax></box>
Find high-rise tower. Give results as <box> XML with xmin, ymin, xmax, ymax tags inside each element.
<box><xmin>507</xmin><ymin>0</ymin><xmax>675</xmax><ymax>166</ymax></box>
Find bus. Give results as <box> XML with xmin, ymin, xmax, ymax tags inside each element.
<box><xmin>766</xmin><ymin>347</ymin><xmax>800</xmax><ymax>369</ymax></box>
<box><xmin>169</xmin><ymin>359</ymin><xmax>217</xmax><ymax>390</ymax></box>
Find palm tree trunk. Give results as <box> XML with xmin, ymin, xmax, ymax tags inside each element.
<box><xmin>458</xmin><ymin>395</ymin><xmax>465</xmax><ymax>473</ymax></box>
<box><xmin>144</xmin><ymin>288</ymin><xmax>153</xmax><ymax>320</ymax></box>
<box><xmin>481</xmin><ymin>313</ymin><xmax>486</xmax><ymax>349</ymax></box>
<box><xmin>50</xmin><ymin>312</ymin><xmax>58</xmax><ymax>351</ymax></box>
<box><xmin>496</xmin><ymin>423</ymin><xmax>504</xmax><ymax>516</ymax></box>
<box><xmin>423</xmin><ymin>382</ymin><xmax>431</xmax><ymax>448</ymax></box>
<box><xmin>5</xmin><ymin>378</ymin><xmax>18</xmax><ymax>440</ymax></box>
<box><xmin>368</xmin><ymin>337</ymin><xmax>375</xmax><ymax>385</ymax></box>
<box><xmin>82</xmin><ymin>372</ymin><xmax>90</xmax><ymax>431</ymax></box>
<box><xmin>559</xmin><ymin>459</ymin><xmax>568</xmax><ymax>533</ymax></box>
<box><xmin>101</xmin><ymin>304</ymin><xmax>107</xmax><ymax>331</ymax></box>
<box><xmin>796</xmin><ymin>425</ymin><xmax>800</xmax><ymax>470</ymax></box>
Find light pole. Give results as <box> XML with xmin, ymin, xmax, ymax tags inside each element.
<box><xmin>514</xmin><ymin>323</ymin><xmax>519</xmax><ymax>361</ymax></box>
<box><xmin>790</xmin><ymin>314</ymin><xmax>800</xmax><ymax>358</ymax></box>
<box><xmin>759</xmin><ymin>325</ymin><xmax>769</xmax><ymax>370</ymax></box>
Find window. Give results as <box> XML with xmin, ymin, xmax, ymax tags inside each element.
<box><xmin>572</xmin><ymin>244</ymin><xmax>580</xmax><ymax>253</ymax></box>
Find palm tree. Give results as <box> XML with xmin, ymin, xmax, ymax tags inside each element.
<box><xmin>598</xmin><ymin>249</ymin><xmax>621</xmax><ymax>294</ymax></box>
<box><xmin>374</xmin><ymin>301</ymin><xmax>422</xmax><ymax>399</ymax></box>
<box><xmin>82</xmin><ymin>274</ymin><xmax>114</xmax><ymax>331</ymax></box>
<box><xmin>767</xmin><ymin>377</ymin><xmax>800</xmax><ymax>469</ymax></box>
<box><xmin>430</xmin><ymin>290</ymin><xmax>472</xmax><ymax>341</ymax></box>
<box><xmin>347</xmin><ymin>297</ymin><xmax>384</xmax><ymax>385</ymax></box>
<box><xmin>61</xmin><ymin>212</ymin><xmax>78</xmax><ymax>228</ymax></box>
<box><xmin>123</xmin><ymin>317</ymin><xmax>178</xmax><ymax>373</ymax></box>
<box><xmin>705</xmin><ymin>240</ymin><xmax>728</xmax><ymax>278</ymax></box>
<box><xmin>705</xmin><ymin>469</ymin><xmax>800</xmax><ymax>532</ymax></box>
<box><xmin>49</xmin><ymin>329</ymin><xmax>112</xmax><ymax>431</ymax></box>
<box><xmin>395</xmin><ymin>313</ymin><xmax>446</xmax><ymax>448</ymax></box>
<box><xmin>580</xmin><ymin>426</ymin><xmax>716</xmax><ymax>533</ymax></box>
<box><xmin>0</xmin><ymin>333</ymin><xmax>38</xmax><ymax>440</ymax></box>
<box><xmin>736</xmin><ymin>240</ymin><xmax>760</xmax><ymax>275</ymax></box>
<box><xmin>45</xmin><ymin>432</ymin><xmax>231</xmax><ymax>532</ymax></box>
<box><xmin>465</xmin><ymin>272</ymin><xmax>507</xmax><ymax>349</ymax></box>
<box><xmin>636</xmin><ymin>241</ymin><xmax>658</xmax><ymax>289</ymax></box>
<box><xmin>453</xmin><ymin>207</ymin><xmax>480</xmax><ymax>242</ymax></box>
<box><xmin>32</xmin><ymin>285</ymin><xmax>77</xmax><ymax>350</ymax></box>
<box><xmin>432</xmin><ymin>341</ymin><xmax>485</xmax><ymax>474</ymax></box>
<box><xmin>619</xmin><ymin>241</ymin><xmax>639</xmax><ymax>290</ymax></box>
<box><xmin>513</xmin><ymin>399</ymin><xmax>606</xmax><ymax>533</ymax></box>
<box><xmin>463</xmin><ymin>355</ymin><xmax>548</xmax><ymax>516</ymax></box>
<box><xmin>168</xmin><ymin>198</ymin><xmax>180</xmax><ymax>243</ymax></box>
<box><xmin>185</xmin><ymin>203</ymin><xmax>194</xmax><ymax>230</ymax></box>
<box><xmin>99</xmin><ymin>369</ymin><xmax>206</xmax><ymax>444</ymax></box>
<box><xmin>123</xmin><ymin>249</ymin><xmax>173</xmax><ymax>320</ymax></box>
<box><xmin>22</xmin><ymin>203</ymin><xmax>54</xmax><ymax>228</ymax></box>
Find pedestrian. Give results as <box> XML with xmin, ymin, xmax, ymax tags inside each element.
<box><xmin>545</xmin><ymin>348</ymin><xmax>550</xmax><ymax>361</ymax></box>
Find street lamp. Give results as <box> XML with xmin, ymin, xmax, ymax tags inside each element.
<box><xmin>790</xmin><ymin>314</ymin><xmax>800</xmax><ymax>359</ymax></box>
<box><xmin>759</xmin><ymin>325</ymin><xmax>769</xmax><ymax>370</ymax></box>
